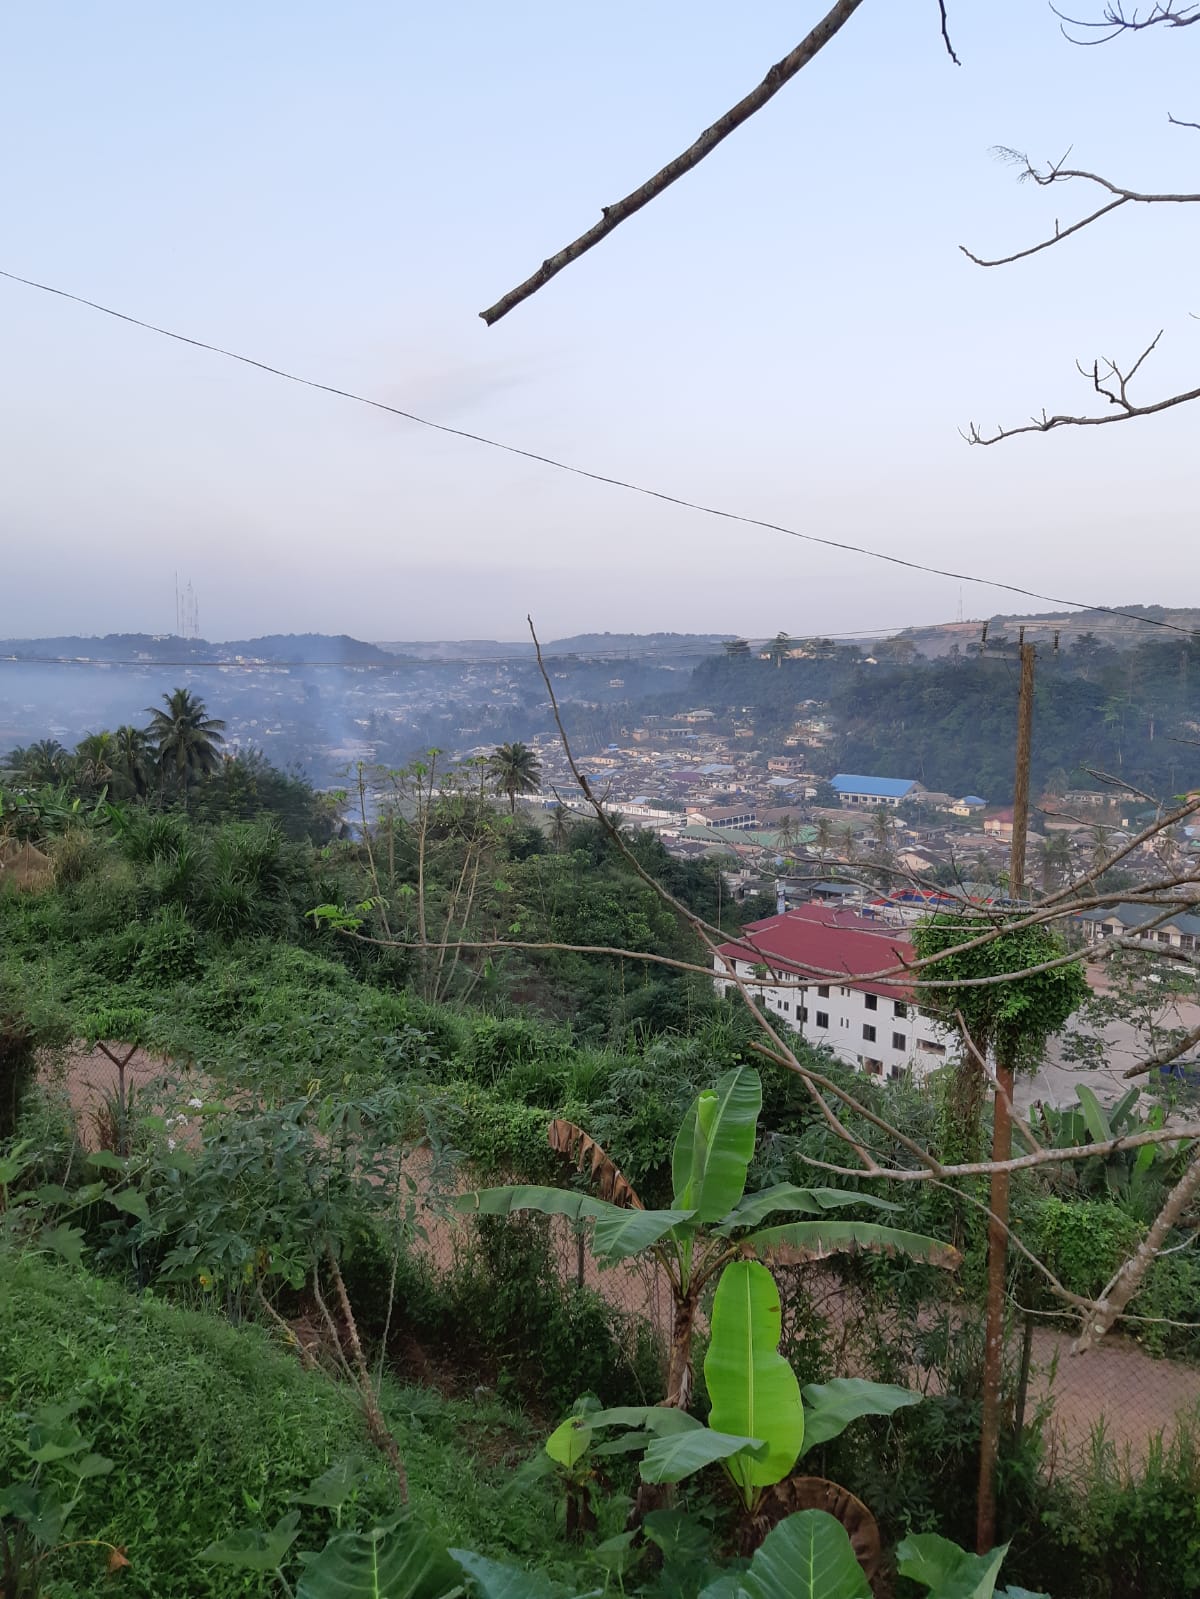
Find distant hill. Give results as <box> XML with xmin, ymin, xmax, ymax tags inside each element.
<box><xmin>847</xmin><ymin>605</ymin><xmax>1200</xmax><ymax>660</ymax></box>
<box><xmin>0</xmin><ymin>632</ymin><xmax>397</xmax><ymax>665</ymax></box>
<box><xmin>375</xmin><ymin>632</ymin><xmax>730</xmax><ymax>662</ymax></box>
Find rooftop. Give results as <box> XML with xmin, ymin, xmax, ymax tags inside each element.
<box><xmin>831</xmin><ymin>774</ymin><xmax>918</xmax><ymax>799</ymax></box>
<box><xmin>715</xmin><ymin>906</ymin><xmax>917</xmax><ymax>998</ymax></box>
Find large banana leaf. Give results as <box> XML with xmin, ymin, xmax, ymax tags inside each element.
<box><xmin>640</xmin><ymin>1426</ymin><xmax>767</xmax><ymax>1484</ymax></box>
<box><xmin>697</xmin><ymin>1510</ymin><xmax>871</xmax><ymax>1599</ymax></box>
<box><xmin>704</xmin><ymin>1260</ymin><xmax>803</xmax><ymax>1498</ymax></box>
<box><xmin>716</xmin><ymin>1184</ymin><xmax>901</xmax><ymax>1233</ymax></box>
<box><xmin>588</xmin><ymin>1406</ymin><xmax>700</xmax><ymax>1435</ymax></box>
<box><xmin>799</xmin><ymin>1379</ymin><xmax>923</xmax><ymax>1455</ymax></box>
<box><xmin>456</xmin><ymin>1186</ymin><xmax>691</xmax><ymax>1261</ymax></box>
<box><xmin>295</xmin><ymin>1520</ymin><xmax>463</xmax><ymax>1599</ymax></box>
<box><xmin>450</xmin><ymin>1548</ymin><xmax>599</xmax><ymax>1599</ymax></box>
<box><xmin>1075</xmin><ymin>1085</ymin><xmax>1112</xmax><ymax>1145</ymax></box>
<box><xmin>896</xmin><ymin>1531</ymin><xmax>1014</xmax><ymax>1599</ymax></box>
<box><xmin>671</xmin><ymin>1068</ymin><xmax>762</xmax><ymax>1222</ymax></box>
<box><xmin>746</xmin><ymin>1221</ymin><xmax>960</xmax><ymax>1271</ymax></box>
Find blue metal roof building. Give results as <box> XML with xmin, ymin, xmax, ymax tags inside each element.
<box><xmin>830</xmin><ymin>774</ymin><xmax>919</xmax><ymax>805</ymax></box>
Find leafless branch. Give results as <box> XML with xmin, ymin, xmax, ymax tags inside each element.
<box><xmin>479</xmin><ymin>0</ymin><xmax>870</xmax><ymax>325</ymax></box>
<box><xmin>938</xmin><ymin>0</ymin><xmax>962</xmax><ymax>64</ymax></box>
<box><xmin>1073</xmin><ymin>1145</ymin><xmax>1200</xmax><ymax>1351</ymax></box>
<box><xmin>1122</xmin><ymin>1016</ymin><xmax>1200</xmax><ymax>1077</ymax></box>
<box><xmin>965</xmin><ymin>332</ymin><xmax>1200</xmax><ymax>443</ymax></box>
<box><xmin>1052</xmin><ymin>1</ymin><xmax>1200</xmax><ymax>44</ymax></box>
<box><xmin>960</xmin><ymin>151</ymin><xmax>1200</xmax><ymax>270</ymax></box>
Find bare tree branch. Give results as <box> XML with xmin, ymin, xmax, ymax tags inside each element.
<box><xmin>938</xmin><ymin>0</ymin><xmax>962</xmax><ymax>65</ymax></box>
<box><xmin>964</xmin><ymin>331</ymin><xmax>1200</xmax><ymax>443</ymax></box>
<box><xmin>960</xmin><ymin>150</ymin><xmax>1200</xmax><ymax>270</ymax></box>
<box><xmin>1073</xmin><ymin>1145</ymin><xmax>1200</xmax><ymax>1351</ymax></box>
<box><xmin>479</xmin><ymin>0</ymin><xmax>870</xmax><ymax>325</ymax></box>
<box><xmin>1052</xmin><ymin>1</ymin><xmax>1200</xmax><ymax>44</ymax></box>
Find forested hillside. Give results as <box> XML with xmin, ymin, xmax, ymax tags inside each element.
<box><xmin>682</xmin><ymin>629</ymin><xmax>1200</xmax><ymax>799</ymax></box>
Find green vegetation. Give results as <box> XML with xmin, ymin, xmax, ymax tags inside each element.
<box><xmin>3</xmin><ymin>713</ymin><xmax>1200</xmax><ymax>1596</ymax></box>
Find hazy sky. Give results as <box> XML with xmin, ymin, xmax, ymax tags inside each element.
<box><xmin>1</xmin><ymin>3</ymin><xmax>1197</xmax><ymax>642</ymax></box>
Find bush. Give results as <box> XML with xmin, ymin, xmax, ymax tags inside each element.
<box><xmin>1018</xmin><ymin>1196</ymin><xmax>1144</xmax><ymax>1302</ymax></box>
<box><xmin>0</xmin><ymin>1253</ymin><xmax>396</xmax><ymax>1598</ymax></box>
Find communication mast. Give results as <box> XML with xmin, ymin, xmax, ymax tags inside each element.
<box><xmin>174</xmin><ymin>574</ymin><xmax>201</xmax><ymax>640</ymax></box>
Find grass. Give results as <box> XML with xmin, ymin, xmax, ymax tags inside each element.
<box><xmin>0</xmin><ymin>1251</ymin><xmax>579</xmax><ymax>1596</ymax></box>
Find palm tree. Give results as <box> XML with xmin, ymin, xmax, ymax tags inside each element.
<box><xmin>111</xmin><ymin>725</ymin><xmax>154</xmax><ymax>800</ymax></box>
<box><xmin>775</xmin><ymin>814</ymin><xmax>798</xmax><ymax>855</ymax></box>
<box><xmin>145</xmin><ymin>689</ymin><xmax>226</xmax><ymax>803</ymax></box>
<box><xmin>74</xmin><ymin>731</ymin><xmax>115</xmax><ymax>797</ymax></box>
<box><xmin>1038</xmin><ymin>832</ymin><xmax>1071</xmax><ymax>893</ymax></box>
<box><xmin>11</xmin><ymin>739</ymin><xmax>72</xmax><ymax>787</ymax></box>
<box><xmin>870</xmin><ymin>806</ymin><xmax>894</xmax><ymax>859</ymax></box>
<box><xmin>486</xmin><ymin>741</ymin><xmax>542</xmax><ymax>815</ymax></box>
<box><xmin>840</xmin><ymin>823</ymin><xmax>858</xmax><ymax>863</ymax></box>
<box><xmin>814</xmin><ymin>817</ymin><xmax>834</xmax><ymax>860</ymax></box>
<box><xmin>548</xmin><ymin>801</ymin><xmax>573</xmax><ymax>852</ymax></box>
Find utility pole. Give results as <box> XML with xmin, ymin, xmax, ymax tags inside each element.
<box><xmin>976</xmin><ymin>635</ymin><xmax>1035</xmax><ymax>1552</ymax></box>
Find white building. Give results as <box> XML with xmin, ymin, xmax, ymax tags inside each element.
<box><xmin>712</xmin><ymin>905</ymin><xmax>954</xmax><ymax>1079</ymax></box>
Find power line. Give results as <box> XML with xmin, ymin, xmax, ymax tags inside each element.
<box><xmin>2</xmin><ymin>263</ymin><xmax>1198</xmax><ymax>640</ymax></box>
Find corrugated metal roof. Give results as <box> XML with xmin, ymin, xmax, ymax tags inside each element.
<box><xmin>831</xmin><ymin>774</ymin><xmax>918</xmax><ymax>799</ymax></box>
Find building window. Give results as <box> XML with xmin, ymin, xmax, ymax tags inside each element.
<box><xmin>918</xmin><ymin>1040</ymin><xmax>947</xmax><ymax>1056</ymax></box>
<box><xmin>864</xmin><ymin>994</ymin><xmax>878</xmax><ymax>1012</ymax></box>
<box><xmin>841</xmin><ymin>987</ymin><xmax>850</xmax><ymax>998</ymax></box>
<box><xmin>864</xmin><ymin>1058</ymin><xmax>883</xmax><ymax>1075</ymax></box>
<box><xmin>892</xmin><ymin>1032</ymin><xmax>906</xmax><ymax>1051</ymax></box>
<box><xmin>816</xmin><ymin>1011</ymin><xmax>829</xmax><ymax>1028</ymax></box>
<box><xmin>1158</xmin><ymin>931</ymin><xmax>1172</xmax><ymax>944</ymax></box>
<box><xmin>863</xmin><ymin>1024</ymin><xmax>876</xmax><ymax>1043</ymax></box>
<box><xmin>799</xmin><ymin>1006</ymin><xmax>808</xmax><ymax>1022</ymax></box>
<box><xmin>818</xmin><ymin>985</ymin><xmax>829</xmax><ymax>998</ymax></box>
<box><xmin>781</xmin><ymin>1000</ymin><xmax>790</xmax><ymax>1012</ymax></box>
<box><xmin>894</xmin><ymin>1001</ymin><xmax>907</xmax><ymax>1018</ymax></box>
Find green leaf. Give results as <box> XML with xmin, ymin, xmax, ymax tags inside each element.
<box><xmin>1075</xmin><ymin>1085</ymin><xmax>1112</xmax><ymax>1145</ymax></box>
<box><xmin>671</xmin><ymin>1068</ymin><xmax>762</xmax><ymax>1222</ymax></box>
<box><xmin>297</xmin><ymin>1519</ymin><xmax>463</xmax><ymax>1599</ymax></box>
<box><xmin>717</xmin><ymin>1184</ymin><xmax>900</xmax><ymax>1232</ymax></box>
<box><xmin>704</xmin><ymin>1260</ymin><xmax>804</xmax><ymax>1497</ymax></box>
<box><xmin>1109</xmin><ymin>1087</ymin><xmax>1141</xmax><ymax>1132</ymax></box>
<box><xmin>545</xmin><ymin>1417</ymin><xmax>592</xmax><ymax>1469</ymax></box>
<box><xmin>38</xmin><ymin>1223</ymin><xmax>86</xmax><ymax>1268</ymax></box>
<box><xmin>590</xmin><ymin>1406</ymin><xmax>700</xmax><ymax>1436</ymax></box>
<box><xmin>289</xmin><ymin>1460</ymin><xmax>358</xmax><ymax>1509</ymax></box>
<box><xmin>799</xmin><ymin>1378</ymin><xmax>924</xmax><ymax>1455</ymax></box>
<box><xmin>642</xmin><ymin>1507</ymin><xmax>712</xmax><ymax>1568</ymax></box>
<box><xmin>591</xmin><ymin>1206</ymin><xmax>694</xmax><ymax>1261</ymax></box>
<box><xmin>26</xmin><ymin>1419</ymin><xmax>88</xmax><ymax>1463</ymax></box>
<box><xmin>738</xmin><ymin>1510</ymin><xmax>871</xmax><ymax>1599</ymax></box>
<box><xmin>0</xmin><ymin>1142</ymin><xmax>33</xmax><ymax>1185</ymax></box>
<box><xmin>0</xmin><ymin>1482</ymin><xmax>68</xmax><ymax>1546</ymax></box>
<box><xmin>450</xmin><ymin>1547</ymin><xmax>594</xmax><ymax>1598</ymax></box>
<box><xmin>745</xmin><ymin>1221</ymin><xmax>960</xmax><ymax>1272</ymax></box>
<box><xmin>85</xmin><ymin>1150</ymin><xmax>129</xmax><ymax>1172</ymax></box>
<box><xmin>641</xmin><ymin>1427</ymin><xmax>768</xmax><ymax>1484</ymax></box>
<box><xmin>456</xmin><ymin>1187</ymin><xmax>691</xmax><ymax>1261</ymax></box>
<box><xmin>897</xmin><ymin>1531</ymin><xmax>1010</xmax><ymax>1599</ymax></box>
<box><xmin>61</xmin><ymin>1451</ymin><xmax>115</xmax><ymax>1479</ymax></box>
<box><xmin>201</xmin><ymin>1511</ymin><xmax>302</xmax><ymax>1572</ymax></box>
<box><xmin>107</xmin><ymin>1187</ymin><xmax>151</xmax><ymax>1224</ymax></box>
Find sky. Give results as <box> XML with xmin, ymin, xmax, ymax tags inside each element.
<box><xmin>1</xmin><ymin>2</ymin><xmax>1197</xmax><ymax>643</ymax></box>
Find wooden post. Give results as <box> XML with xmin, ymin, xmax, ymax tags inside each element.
<box><xmin>976</xmin><ymin>639</ymin><xmax>1035</xmax><ymax>1552</ymax></box>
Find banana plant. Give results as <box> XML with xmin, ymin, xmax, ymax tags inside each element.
<box><xmin>457</xmin><ymin>1068</ymin><xmax>959</xmax><ymax>1405</ymax></box>
<box><xmin>1035</xmin><ymin>1084</ymin><xmax>1188</xmax><ymax>1207</ymax></box>
<box><xmin>567</xmin><ymin>1260</ymin><xmax>921</xmax><ymax>1571</ymax></box>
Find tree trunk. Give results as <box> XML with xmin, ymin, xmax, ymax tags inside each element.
<box><xmin>665</xmin><ymin>1288</ymin><xmax>700</xmax><ymax>1409</ymax></box>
